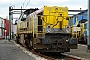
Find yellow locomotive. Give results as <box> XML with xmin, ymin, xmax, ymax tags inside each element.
<box><xmin>16</xmin><ymin>6</ymin><xmax>78</xmax><ymax>52</ymax></box>
<box><xmin>70</xmin><ymin>18</ymin><xmax>87</xmax><ymax>44</ymax></box>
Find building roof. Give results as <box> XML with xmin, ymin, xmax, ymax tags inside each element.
<box><xmin>71</xmin><ymin>9</ymin><xmax>88</xmax><ymax>18</ymax></box>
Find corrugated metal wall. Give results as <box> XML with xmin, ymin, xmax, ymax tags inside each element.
<box><xmin>78</xmin><ymin>12</ymin><xmax>87</xmax><ymax>21</ymax></box>
<box><xmin>84</xmin><ymin>22</ymin><xmax>88</xmax><ymax>36</ymax></box>
<box><xmin>4</xmin><ymin>19</ymin><xmax>13</xmax><ymax>39</ymax></box>
<box><xmin>4</xmin><ymin>19</ymin><xmax>9</xmax><ymax>37</ymax></box>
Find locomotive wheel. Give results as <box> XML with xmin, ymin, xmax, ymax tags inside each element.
<box><xmin>16</xmin><ymin>38</ymin><xmax>20</xmax><ymax>44</ymax></box>
<box><xmin>29</xmin><ymin>38</ymin><xmax>33</xmax><ymax>50</ymax></box>
<box><xmin>25</xmin><ymin>39</ymin><xmax>30</xmax><ymax>48</ymax></box>
<box><xmin>24</xmin><ymin>39</ymin><xmax>33</xmax><ymax>49</ymax></box>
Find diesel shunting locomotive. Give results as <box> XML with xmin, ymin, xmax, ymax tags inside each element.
<box><xmin>16</xmin><ymin>6</ymin><xmax>78</xmax><ymax>52</ymax></box>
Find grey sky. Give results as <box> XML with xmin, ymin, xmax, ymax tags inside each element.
<box><xmin>0</xmin><ymin>0</ymin><xmax>88</xmax><ymax>19</ymax></box>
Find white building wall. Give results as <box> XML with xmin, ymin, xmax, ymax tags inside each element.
<box><xmin>0</xmin><ymin>29</ymin><xmax>2</xmax><ymax>36</ymax></box>
<box><xmin>0</xmin><ymin>18</ymin><xmax>5</xmax><ymax>28</ymax></box>
<box><xmin>0</xmin><ymin>17</ymin><xmax>5</xmax><ymax>39</ymax></box>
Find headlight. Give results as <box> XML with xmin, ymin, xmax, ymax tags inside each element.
<box><xmin>47</xmin><ymin>29</ymin><xmax>51</xmax><ymax>33</ymax></box>
<box><xmin>66</xmin><ymin>39</ymin><xmax>69</xmax><ymax>42</ymax></box>
<box><xmin>47</xmin><ymin>25</ymin><xmax>51</xmax><ymax>33</ymax></box>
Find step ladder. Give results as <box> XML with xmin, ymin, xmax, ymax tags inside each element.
<box><xmin>36</xmin><ymin>25</ymin><xmax>46</xmax><ymax>38</ymax></box>
<box><xmin>33</xmin><ymin>16</ymin><xmax>46</xmax><ymax>39</ymax></box>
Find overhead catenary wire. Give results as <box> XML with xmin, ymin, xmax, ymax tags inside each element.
<box><xmin>22</xmin><ymin>0</ymin><xmax>27</xmax><ymax>8</ymax></box>
<box><xmin>82</xmin><ymin>5</ymin><xmax>87</xmax><ymax>8</ymax></box>
<box><xmin>25</xmin><ymin>0</ymin><xmax>31</xmax><ymax>8</ymax></box>
<box><xmin>16</xmin><ymin>0</ymin><xmax>31</xmax><ymax>25</ymax></box>
<box><xmin>80</xmin><ymin>5</ymin><xmax>88</xmax><ymax>10</ymax></box>
<box><xmin>10</xmin><ymin>0</ymin><xmax>13</xmax><ymax>5</ymax></box>
<box><xmin>17</xmin><ymin>0</ymin><xmax>31</xmax><ymax>22</ymax></box>
<box><xmin>19</xmin><ymin>0</ymin><xmax>31</xmax><ymax>20</ymax></box>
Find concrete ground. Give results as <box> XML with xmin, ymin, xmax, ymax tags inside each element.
<box><xmin>0</xmin><ymin>40</ymin><xmax>35</xmax><ymax>60</ymax></box>
<box><xmin>1</xmin><ymin>40</ymin><xmax>90</xmax><ymax>60</ymax></box>
<box><xmin>66</xmin><ymin>44</ymin><xmax>90</xmax><ymax>60</ymax></box>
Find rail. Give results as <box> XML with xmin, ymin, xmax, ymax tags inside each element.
<box><xmin>14</xmin><ymin>40</ymin><xmax>88</xmax><ymax>60</ymax></box>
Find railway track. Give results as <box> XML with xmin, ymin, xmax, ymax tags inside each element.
<box><xmin>14</xmin><ymin>41</ymin><xmax>84</xmax><ymax>60</ymax></box>
<box><xmin>15</xmin><ymin>42</ymin><xmax>55</xmax><ymax>60</ymax></box>
<box><xmin>61</xmin><ymin>53</ymin><xmax>82</xmax><ymax>60</ymax></box>
<box><xmin>42</xmin><ymin>52</ymin><xmax>83</xmax><ymax>60</ymax></box>
<box><xmin>79</xmin><ymin>42</ymin><xmax>87</xmax><ymax>45</ymax></box>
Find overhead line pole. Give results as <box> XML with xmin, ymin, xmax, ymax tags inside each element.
<box><xmin>9</xmin><ymin>6</ymin><xmax>12</xmax><ymax>40</ymax></box>
<box><xmin>88</xmin><ymin>0</ymin><xmax>90</xmax><ymax>50</ymax></box>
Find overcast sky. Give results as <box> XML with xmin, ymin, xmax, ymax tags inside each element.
<box><xmin>0</xmin><ymin>0</ymin><xmax>88</xmax><ymax>20</ymax></box>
